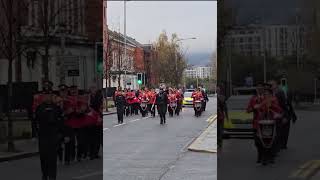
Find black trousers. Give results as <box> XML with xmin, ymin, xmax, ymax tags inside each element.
<box><xmin>88</xmin><ymin>125</ymin><xmax>102</xmax><ymax>158</ymax></box>
<box><xmin>117</xmin><ymin>107</ymin><xmax>124</xmax><ymax>123</ymax></box>
<box><xmin>217</xmin><ymin>120</ymin><xmax>223</xmax><ymax>148</ymax></box>
<box><xmin>194</xmin><ymin>107</ymin><xmax>202</xmax><ymax>116</ymax></box>
<box><xmin>148</xmin><ymin>104</ymin><xmax>155</xmax><ymax>117</ymax></box>
<box><xmin>168</xmin><ymin>106</ymin><xmax>174</xmax><ymax>116</ymax></box>
<box><xmin>140</xmin><ymin>105</ymin><xmax>148</xmax><ymax>117</ymax></box>
<box><xmin>64</xmin><ymin>127</ymin><xmax>76</xmax><ymax>164</ymax></box>
<box><xmin>202</xmin><ymin>101</ymin><xmax>207</xmax><ymax>111</ymax></box>
<box><xmin>280</xmin><ymin>120</ymin><xmax>291</xmax><ymax>148</ymax></box>
<box><xmin>76</xmin><ymin>127</ymin><xmax>89</xmax><ymax>160</ymax></box>
<box><xmin>254</xmin><ymin>130</ymin><xmax>262</xmax><ymax>161</ymax></box>
<box><xmin>133</xmin><ymin>103</ymin><xmax>139</xmax><ymax>115</ymax></box>
<box><xmin>176</xmin><ymin>101</ymin><xmax>182</xmax><ymax>115</ymax></box>
<box><xmin>39</xmin><ymin>136</ymin><xmax>58</xmax><ymax>179</ymax></box>
<box><xmin>158</xmin><ymin>105</ymin><xmax>167</xmax><ymax>124</ymax></box>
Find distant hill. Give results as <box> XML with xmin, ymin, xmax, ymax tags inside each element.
<box><xmin>186</xmin><ymin>52</ymin><xmax>211</xmax><ymax>66</ymax></box>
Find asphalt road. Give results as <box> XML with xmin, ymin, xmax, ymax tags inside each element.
<box><xmin>104</xmin><ymin>97</ymin><xmax>217</xmax><ymax>180</ymax></box>
<box><xmin>219</xmin><ymin>110</ymin><xmax>320</xmax><ymax>180</ymax></box>
<box><xmin>0</xmin><ymin>152</ymin><xmax>102</xmax><ymax>180</ymax></box>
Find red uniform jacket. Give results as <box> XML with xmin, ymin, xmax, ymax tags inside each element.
<box><xmin>249</xmin><ymin>96</ymin><xmax>282</xmax><ymax>129</ymax></box>
<box><xmin>32</xmin><ymin>94</ymin><xmax>45</xmax><ymax>113</ymax></box>
<box><xmin>247</xmin><ymin>95</ymin><xmax>264</xmax><ymax>129</ymax></box>
<box><xmin>168</xmin><ymin>94</ymin><xmax>177</xmax><ymax>103</ymax></box>
<box><xmin>191</xmin><ymin>92</ymin><xmax>203</xmax><ymax>105</ymax></box>
<box><xmin>139</xmin><ymin>92</ymin><xmax>148</xmax><ymax>102</ymax></box>
<box><xmin>148</xmin><ymin>92</ymin><xmax>156</xmax><ymax>105</ymax></box>
<box><xmin>64</xmin><ymin>95</ymin><xmax>88</xmax><ymax>128</ymax></box>
<box><xmin>126</xmin><ymin>92</ymin><xmax>135</xmax><ymax>104</ymax></box>
<box><xmin>175</xmin><ymin>91</ymin><xmax>182</xmax><ymax>101</ymax></box>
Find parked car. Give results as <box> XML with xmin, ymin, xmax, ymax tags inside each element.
<box><xmin>223</xmin><ymin>87</ymin><xmax>256</xmax><ymax>139</ymax></box>
<box><xmin>183</xmin><ymin>92</ymin><xmax>194</xmax><ymax>106</ymax></box>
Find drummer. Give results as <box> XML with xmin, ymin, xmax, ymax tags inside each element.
<box><xmin>256</xmin><ymin>83</ymin><xmax>282</xmax><ymax>165</ymax></box>
<box><xmin>246</xmin><ymin>82</ymin><xmax>264</xmax><ymax>164</ymax></box>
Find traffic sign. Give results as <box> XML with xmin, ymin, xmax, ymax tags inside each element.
<box><xmin>68</xmin><ymin>69</ymin><xmax>80</xmax><ymax>77</ymax></box>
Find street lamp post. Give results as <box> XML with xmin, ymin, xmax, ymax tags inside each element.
<box><xmin>263</xmin><ymin>51</ymin><xmax>266</xmax><ymax>83</ymax></box>
<box><xmin>124</xmin><ymin>0</ymin><xmax>127</xmax><ymax>89</ymax></box>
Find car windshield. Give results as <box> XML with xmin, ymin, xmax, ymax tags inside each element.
<box><xmin>184</xmin><ymin>92</ymin><xmax>193</xmax><ymax>98</ymax></box>
<box><xmin>227</xmin><ymin>95</ymin><xmax>252</xmax><ymax>110</ymax></box>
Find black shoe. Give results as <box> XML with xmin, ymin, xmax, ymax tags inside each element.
<box><xmin>256</xmin><ymin>159</ymin><xmax>261</xmax><ymax>163</ymax></box>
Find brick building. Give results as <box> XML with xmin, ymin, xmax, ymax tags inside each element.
<box><xmin>0</xmin><ymin>0</ymin><xmax>103</xmax><ymax>90</ymax></box>
<box><xmin>143</xmin><ymin>44</ymin><xmax>159</xmax><ymax>87</ymax></box>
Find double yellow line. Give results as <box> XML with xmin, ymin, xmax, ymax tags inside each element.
<box><xmin>290</xmin><ymin>160</ymin><xmax>320</xmax><ymax>179</ymax></box>
<box><xmin>206</xmin><ymin>114</ymin><xmax>217</xmax><ymax>124</ymax></box>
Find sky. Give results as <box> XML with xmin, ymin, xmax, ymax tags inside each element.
<box><xmin>107</xmin><ymin>1</ymin><xmax>217</xmax><ymax>65</ymax></box>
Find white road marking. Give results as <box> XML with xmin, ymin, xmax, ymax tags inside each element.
<box><xmin>72</xmin><ymin>171</ymin><xmax>102</xmax><ymax>179</ymax></box>
<box><xmin>113</xmin><ymin>123</ymin><xmax>127</xmax><ymax>127</ymax></box>
<box><xmin>103</xmin><ymin>128</ymin><xmax>109</xmax><ymax>131</ymax></box>
<box><xmin>130</xmin><ymin>119</ymin><xmax>141</xmax><ymax>123</ymax></box>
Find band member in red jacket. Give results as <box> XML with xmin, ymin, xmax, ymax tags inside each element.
<box><xmin>175</xmin><ymin>89</ymin><xmax>183</xmax><ymax>115</ymax></box>
<box><xmin>192</xmin><ymin>88</ymin><xmax>204</xmax><ymax>116</ymax></box>
<box><xmin>132</xmin><ymin>90</ymin><xmax>140</xmax><ymax>115</ymax></box>
<box><xmin>63</xmin><ymin>85</ymin><xmax>79</xmax><ymax>164</ymax></box>
<box><xmin>167</xmin><ymin>89</ymin><xmax>178</xmax><ymax>117</ymax></box>
<box><xmin>252</xmin><ymin>84</ymin><xmax>283</xmax><ymax>165</ymax></box>
<box><xmin>247</xmin><ymin>82</ymin><xmax>265</xmax><ymax>164</ymax></box>
<box><xmin>139</xmin><ymin>89</ymin><xmax>149</xmax><ymax>117</ymax></box>
<box><xmin>147</xmin><ymin>88</ymin><xmax>156</xmax><ymax>117</ymax></box>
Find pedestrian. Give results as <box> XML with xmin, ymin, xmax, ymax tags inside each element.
<box><xmin>156</xmin><ymin>87</ymin><xmax>168</xmax><ymax>124</ymax></box>
<box><xmin>217</xmin><ymin>85</ymin><xmax>228</xmax><ymax>149</ymax></box>
<box><xmin>200</xmin><ymin>86</ymin><xmax>209</xmax><ymax>111</ymax></box>
<box><xmin>34</xmin><ymin>81</ymin><xmax>64</xmax><ymax>180</ymax></box>
<box><xmin>115</xmin><ymin>89</ymin><xmax>126</xmax><ymax>124</ymax></box>
<box><xmin>269</xmin><ymin>80</ymin><xmax>297</xmax><ymax>150</ymax></box>
<box><xmin>88</xmin><ymin>86</ymin><xmax>103</xmax><ymax>159</ymax></box>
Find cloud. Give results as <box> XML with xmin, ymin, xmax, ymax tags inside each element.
<box><xmin>107</xmin><ymin>1</ymin><xmax>217</xmax><ymax>54</ymax></box>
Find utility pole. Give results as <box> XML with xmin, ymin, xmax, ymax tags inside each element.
<box><xmin>263</xmin><ymin>50</ymin><xmax>266</xmax><ymax>83</ymax></box>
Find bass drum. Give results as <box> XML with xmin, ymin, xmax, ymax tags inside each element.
<box><xmin>257</xmin><ymin>120</ymin><xmax>276</xmax><ymax>149</ymax></box>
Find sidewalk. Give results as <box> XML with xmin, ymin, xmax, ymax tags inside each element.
<box><xmin>311</xmin><ymin>168</ymin><xmax>320</xmax><ymax>180</ymax></box>
<box><xmin>188</xmin><ymin>114</ymin><xmax>217</xmax><ymax>153</ymax></box>
<box><xmin>103</xmin><ymin>107</ymin><xmax>116</xmax><ymax>116</ymax></box>
<box><xmin>0</xmin><ymin>139</ymin><xmax>38</xmax><ymax>162</ymax></box>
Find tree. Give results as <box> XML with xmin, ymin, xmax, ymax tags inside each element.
<box><xmin>152</xmin><ymin>31</ymin><xmax>187</xmax><ymax>87</ymax></box>
<box><xmin>29</xmin><ymin>0</ymin><xmax>85</xmax><ymax>81</ymax></box>
<box><xmin>211</xmin><ymin>51</ymin><xmax>217</xmax><ymax>82</ymax></box>
<box><xmin>217</xmin><ymin>0</ymin><xmax>237</xmax><ymax>96</ymax></box>
<box><xmin>0</xmin><ymin>0</ymin><xmax>32</xmax><ymax>152</ymax></box>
